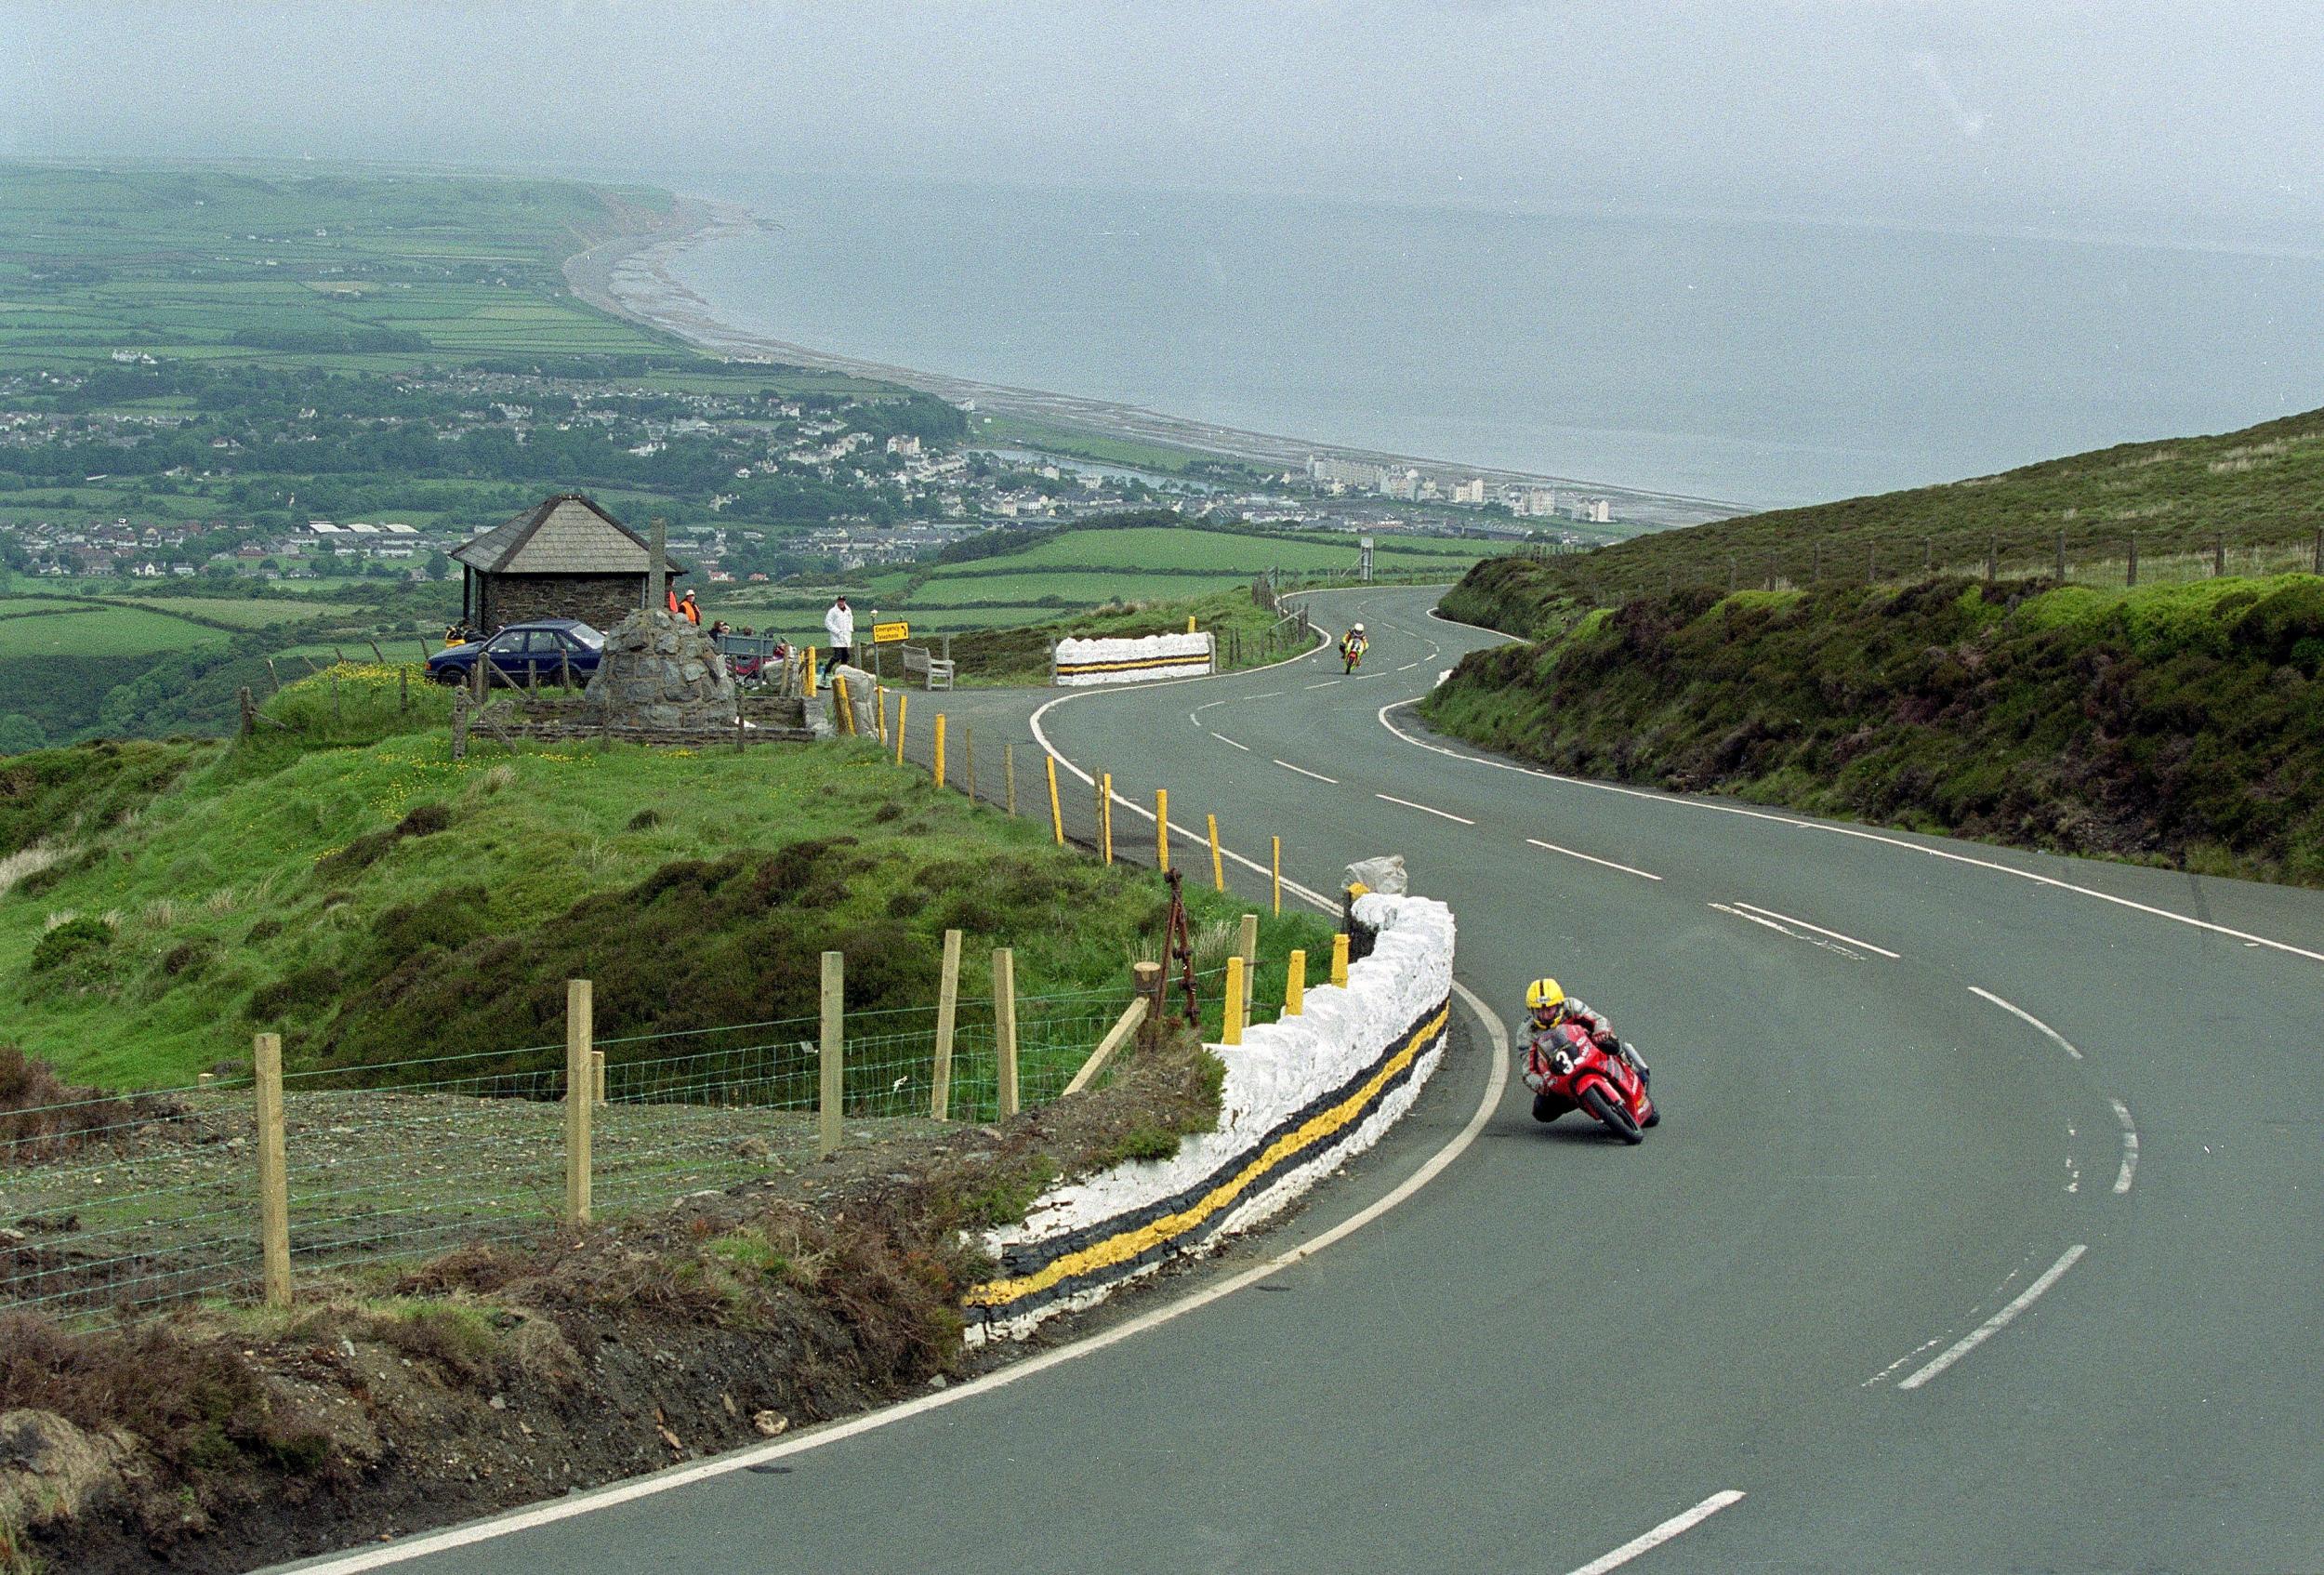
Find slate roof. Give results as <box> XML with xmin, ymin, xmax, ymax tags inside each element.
<box><xmin>451</xmin><ymin>494</ymin><xmax>687</xmax><ymax>577</ymax></box>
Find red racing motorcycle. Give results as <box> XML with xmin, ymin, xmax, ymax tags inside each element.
<box><xmin>1525</xmin><ymin>1022</ymin><xmax>1657</xmax><ymax>1144</ymax></box>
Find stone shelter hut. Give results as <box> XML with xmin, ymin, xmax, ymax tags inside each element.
<box><xmin>450</xmin><ymin>494</ymin><xmax>687</xmax><ymax>635</ymax></box>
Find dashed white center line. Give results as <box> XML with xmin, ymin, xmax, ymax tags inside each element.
<box><xmin>1273</xmin><ymin>759</ymin><xmax>1339</xmax><ymax>784</ymax></box>
<box><xmin>1896</xmin><ymin>1244</ymin><xmax>2088</xmax><ymax>1390</ymax></box>
<box><xmin>1729</xmin><ymin>901</ymin><xmax>1899</xmax><ymax>959</ymax></box>
<box><xmin>2109</xmin><ymin>1098</ymin><xmax>2140</xmax><ymax>1194</ymax></box>
<box><xmin>1246</xmin><ymin>690</ymin><xmax>1281</xmax><ymax>700</ymax></box>
<box><xmin>1395</xmin><ymin>661</ymin><xmax>1418</xmax><ymax>671</ymax></box>
<box><xmin>1966</xmin><ymin>986</ymin><xmax>2083</xmax><ymax>1060</ymax></box>
<box><xmin>1303</xmin><ymin>679</ymin><xmax>1342</xmax><ymax>690</ymax></box>
<box><xmin>1209</xmin><ymin>732</ymin><xmax>1251</xmax><ymax>752</ymax></box>
<box><xmin>1376</xmin><ymin>792</ymin><xmax>1474</xmax><ymax>825</ymax></box>
<box><xmin>1560</xmin><ymin>1490</ymin><xmax>1748</xmax><ymax>1575</ymax></box>
<box><xmin>1525</xmin><ymin>838</ymin><xmax>1662</xmax><ymax>881</ymax></box>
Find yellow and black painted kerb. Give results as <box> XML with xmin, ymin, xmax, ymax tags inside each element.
<box><xmin>964</xmin><ymin>994</ymin><xmax>1451</xmax><ymax>1326</ymax></box>
<box><xmin>1054</xmin><ymin>651</ymin><xmax>1214</xmax><ymax>677</ymax></box>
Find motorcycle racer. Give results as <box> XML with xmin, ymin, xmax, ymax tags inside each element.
<box><xmin>1339</xmin><ymin>623</ymin><xmax>1369</xmax><ymax>671</ymax></box>
<box><xmin>1522</xmin><ymin>977</ymin><xmax>1649</xmax><ymax>1092</ymax></box>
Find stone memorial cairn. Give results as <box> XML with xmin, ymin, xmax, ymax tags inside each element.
<box><xmin>580</xmin><ymin>519</ymin><xmax>738</xmax><ymax>733</ymax></box>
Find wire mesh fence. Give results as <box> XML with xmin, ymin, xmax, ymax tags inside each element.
<box><xmin>0</xmin><ymin>973</ymin><xmax>1170</xmax><ymax>1325</ymax></box>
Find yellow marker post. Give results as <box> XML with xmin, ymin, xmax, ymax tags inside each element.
<box><xmin>833</xmin><ymin>673</ymin><xmax>855</xmax><ymax>735</ymax></box>
<box><xmin>933</xmin><ymin>713</ymin><xmax>947</xmax><ymax>788</ymax></box>
<box><xmin>1186</xmin><ymin>615</ymin><xmax>1196</xmax><ymax>634</ymax></box>
<box><xmin>1271</xmin><ymin>835</ymin><xmax>1282</xmax><ymax>917</ymax></box>
<box><xmin>1101</xmin><ymin>773</ymin><xmax>1115</xmax><ymax>865</ymax></box>
<box><xmin>876</xmin><ymin>684</ymin><xmax>888</xmax><ymax>745</ymax></box>
<box><xmin>1330</xmin><ymin>932</ymin><xmax>1350</xmax><ymax>987</ymax></box>
<box><xmin>894</xmin><ymin>692</ymin><xmax>907</xmax><ymax>767</ymax></box>
<box><xmin>1207</xmin><ymin>814</ymin><xmax>1224</xmax><ymax>893</ymax></box>
<box><xmin>1221</xmin><ymin>955</ymin><xmax>1245</xmax><ymax>1046</ymax></box>
<box><xmin>805</xmin><ymin>645</ymin><xmax>818</xmax><ymax>698</ymax></box>
<box><xmin>1284</xmin><ymin>948</ymin><xmax>1305</xmax><ymax>1016</ymax></box>
<box><xmin>1155</xmin><ymin>789</ymin><xmax>1169</xmax><ymax>870</ymax></box>
<box><xmin>1046</xmin><ymin>754</ymin><xmax>1064</xmax><ymax>846</ymax></box>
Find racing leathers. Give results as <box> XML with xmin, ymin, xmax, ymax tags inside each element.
<box><xmin>1522</xmin><ymin>997</ymin><xmax>1648</xmax><ymax>1092</ymax></box>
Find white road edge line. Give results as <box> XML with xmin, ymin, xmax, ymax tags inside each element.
<box><xmin>1274</xmin><ymin>759</ymin><xmax>1339</xmax><ymax>784</ymax></box>
<box><xmin>280</xmin><ymin>997</ymin><xmax>1510</xmax><ymax>1575</ymax></box>
<box><xmin>1525</xmin><ymin>838</ymin><xmax>1662</xmax><ymax>881</ymax></box>
<box><xmin>1210</xmin><ymin>733</ymin><xmax>1252</xmax><ymax>752</ymax></box>
<box><xmin>1562</xmin><ymin>1490</ymin><xmax>1749</xmax><ymax>1575</ymax></box>
<box><xmin>1729</xmin><ymin>900</ymin><xmax>1900</xmax><ymax>959</ymax></box>
<box><xmin>1376</xmin><ymin>792</ymin><xmax>1474</xmax><ymax>826</ymax></box>
<box><xmin>1374</xmin><ymin>697</ymin><xmax>2324</xmax><ymax>968</ymax></box>
<box><xmin>1966</xmin><ymin>986</ymin><xmax>2084</xmax><ymax>1061</ymax></box>
<box><xmin>2109</xmin><ymin>1097</ymin><xmax>2139</xmax><ymax>1195</ymax></box>
<box><xmin>1896</xmin><ymin>1244</ymin><xmax>2088</xmax><ymax>1390</ymax></box>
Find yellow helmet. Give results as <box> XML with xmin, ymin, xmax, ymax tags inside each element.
<box><xmin>1525</xmin><ymin>978</ymin><xmax>1565</xmax><ymax>1013</ymax></box>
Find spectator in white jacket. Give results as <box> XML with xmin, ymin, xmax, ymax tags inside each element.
<box><xmin>824</xmin><ymin>595</ymin><xmax>854</xmax><ymax>669</ymax></box>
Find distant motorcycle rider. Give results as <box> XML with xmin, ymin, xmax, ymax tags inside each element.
<box><xmin>1339</xmin><ymin>622</ymin><xmax>1369</xmax><ymax>671</ymax></box>
<box><xmin>1522</xmin><ymin>977</ymin><xmax>1648</xmax><ymax>1092</ymax></box>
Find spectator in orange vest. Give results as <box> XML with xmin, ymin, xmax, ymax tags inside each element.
<box><xmin>680</xmin><ymin>589</ymin><xmax>702</xmax><ymax>627</ymax></box>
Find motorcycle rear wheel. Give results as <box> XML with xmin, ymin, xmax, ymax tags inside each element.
<box><xmin>1580</xmin><ymin>1085</ymin><xmax>1644</xmax><ymax>1145</ymax></box>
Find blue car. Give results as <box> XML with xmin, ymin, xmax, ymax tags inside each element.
<box><xmin>427</xmin><ymin>619</ymin><xmax>606</xmax><ymax>687</ymax></box>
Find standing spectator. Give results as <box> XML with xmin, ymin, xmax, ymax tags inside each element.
<box><xmin>680</xmin><ymin>589</ymin><xmax>702</xmax><ymax>627</ymax></box>
<box><xmin>825</xmin><ymin>594</ymin><xmax>854</xmax><ymax>669</ymax></box>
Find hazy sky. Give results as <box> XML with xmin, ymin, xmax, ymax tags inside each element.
<box><xmin>7</xmin><ymin>2</ymin><xmax>2321</xmax><ymax>242</ymax></box>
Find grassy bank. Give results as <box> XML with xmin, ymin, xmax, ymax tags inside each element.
<box><xmin>1422</xmin><ymin>574</ymin><xmax>2324</xmax><ymax>885</ymax></box>
<box><xmin>0</xmin><ymin>664</ymin><xmax>1327</xmax><ymax>1089</ymax></box>
<box><xmin>1442</xmin><ymin>404</ymin><xmax>2324</xmax><ymax>624</ymax></box>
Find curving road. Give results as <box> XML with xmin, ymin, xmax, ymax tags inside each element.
<box><xmin>286</xmin><ymin>584</ymin><xmax>2324</xmax><ymax>1575</ymax></box>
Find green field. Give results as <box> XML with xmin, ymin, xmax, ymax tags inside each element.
<box><xmin>0</xmin><ymin>162</ymin><xmax>681</xmax><ymax>371</ymax></box>
<box><xmin>0</xmin><ymin>602</ymin><xmax>230</xmax><ymax>655</ymax></box>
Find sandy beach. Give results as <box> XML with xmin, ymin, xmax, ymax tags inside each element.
<box><xmin>563</xmin><ymin>195</ymin><xmax>1742</xmax><ymax>529</ymax></box>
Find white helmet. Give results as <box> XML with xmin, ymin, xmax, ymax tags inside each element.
<box><xmin>1352</xmin><ymin>622</ymin><xmax>1366</xmax><ymax>634</ymax></box>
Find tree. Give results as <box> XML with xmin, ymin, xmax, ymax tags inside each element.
<box><xmin>0</xmin><ymin>714</ymin><xmax>46</xmax><ymax>755</ymax></box>
<box><xmin>424</xmin><ymin>549</ymin><xmax>450</xmax><ymax>581</ymax></box>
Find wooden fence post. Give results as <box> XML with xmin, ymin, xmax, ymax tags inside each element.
<box><xmin>993</xmin><ymin>948</ymin><xmax>1019</xmax><ymax>1119</ymax></box>
<box><xmin>1271</xmin><ymin>835</ymin><xmax>1282</xmax><ymax>917</ymax></box>
<box><xmin>1046</xmin><ymin>754</ymin><xmax>1063</xmax><ymax>845</ymax></box>
<box><xmin>564</xmin><ymin>980</ymin><xmax>592</xmax><ymax>1225</ymax></box>
<box><xmin>1096</xmin><ymin>772</ymin><xmax>1111</xmax><ymax>863</ymax></box>
<box><xmin>1133</xmin><ymin>960</ymin><xmax>1165</xmax><ymax>1052</ymax></box>
<box><xmin>1284</xmin><ymin>949</ymin><xmax>1305</xmax><ymax>1017</ymax></box>
<box><xmin>819</xmin><ymin>952</ymin><xmax>843</xmax><ymax>1157</ymax></box>
<box><xmin>1236</xmin><ymin>913</ymin><xmax>1258</xmax><ymax>1032</ymax></box>
<box><xmin>1330</xmin><ymin>933</ymin><xmax>1350</xmax><ymax>987</ymax></box>
<box><xmin>932</xmin><ymin>712</ymin><xmax>946</xmax><ymax>788</ymax></box>
<box><xmin>591</xmin><ymin>1049</ymin><xmax>607</xmax><ymax>1108</ymax></box>
<box><xmin>238</xmin><ymin>686</ymin><xmax>256</xmax><ymax>737</ymax></box>
<box><xmin>1208</xmin><ymin>814</ymin><xmax>1225</xmax><ymax>893</ymax></box>
<box><xmin>1004</xmin><ymin>742</ymin><xmax>1017</xmax><ymax>816</ymax></box>
<box><xmin>1155</xmin><ymin>789</ymin><xmax>1169</xmax><ymax>871</ymax></box>
<box><xmin>253</xmin><ymin>1032</ymin><xmax>291</xmax><ymax>1310</ymax></box>
<box><xmin>451</xmin><ymin>688</ymin><xmax>469</xmax><ymax>761</ymax></box>
<box><xmin>931</xmin><ymin>928</ymin><xmax>961</xmax><ymax>1121</ymax></box>
<box><xmin>1221</xmin><ymin>957</ymin><xmax>1246</xmax><ymax>1045</ymax></box>
<box><xmin>1062</xmin><ymin>997</ymin><xmax>1148</xmax><ymax>1097</ymax></box>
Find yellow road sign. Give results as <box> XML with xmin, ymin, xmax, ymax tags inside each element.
<box><xmin>873</xmin><ymin>620</ymin><xmax>910</xmax><ymax>643</ymax></box>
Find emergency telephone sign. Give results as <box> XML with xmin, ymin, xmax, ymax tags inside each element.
<box><xmin>873</xmin><ymin>621</ymin><xmax>910</xmax><ymax>644</ymax></box>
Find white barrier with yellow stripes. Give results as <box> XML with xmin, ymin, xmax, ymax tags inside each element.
<box><xmin>1051</xmin><ymin>630</ymin><xmax>1215</xmax><ymax>686</ymax></box>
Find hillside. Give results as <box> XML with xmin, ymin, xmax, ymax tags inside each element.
<box><xmin>1422</xmin><ymin>574</ymin><xmax>2324</xmax><ymax>886</ymax></box>
<box><xmin>1441</xmin><ymin>404</ymin><xmax>2324</xmax><ymax>637</ymax></box>
<box><xmin>0</xmin><ymin>665</ymin><xmax>1318</xmax><ymax>1090</ymax></box>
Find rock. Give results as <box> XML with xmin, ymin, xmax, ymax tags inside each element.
<box><xmin>751</xmin><ymin>1410</ymin><xmax>788</xmax><ymax>1437</ymax></box>
<box><xmin>487</xmin><ymin>1395</ymin><xmax>507</xmax><ymax>1411</ymax></box>
<box><xmin>927</xmin><ymin>1375</ymin><xmax>948</xmax><ymax>1391</ymax></box>
<box><xmin>0</xmin><ymin>1410</ymin><xmax>139</xmax><ymax>1530</ymax></box>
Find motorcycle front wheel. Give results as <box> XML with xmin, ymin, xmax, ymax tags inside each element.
<box><xmin>1579</xmin><ymin>1085</ymin><xmax>1644</xmax><ymax>1145</ymax></box>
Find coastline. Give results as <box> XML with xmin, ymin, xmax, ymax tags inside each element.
<box><xmin>563</xmin><ymin>194</ymin><xmax>1744</xmax><ymax>530</ymax></box>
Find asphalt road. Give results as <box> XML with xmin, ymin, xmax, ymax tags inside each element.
<box><xmin>289</xmin><ymin>585</ymin><xmax>2324</xmax><ymax>1574</ymax></box>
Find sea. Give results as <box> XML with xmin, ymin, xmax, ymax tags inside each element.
<box><xmin>664</xmin><ymin>176</ymin><xmax>2324</xmax><ymax>510</ymax></box>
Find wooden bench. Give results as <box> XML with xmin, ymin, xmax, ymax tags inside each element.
<box><xmin>900</xmin><ymin>643</ymin><xmax>955</xmax><ymax>691</ymax></box>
